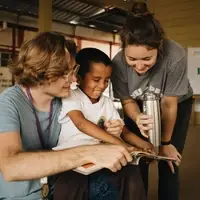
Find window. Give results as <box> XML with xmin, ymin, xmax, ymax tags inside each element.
<box><xmin>0</xmin><ymin>52</ymin><xmax>12</xmax><ymax>67</ymax></box>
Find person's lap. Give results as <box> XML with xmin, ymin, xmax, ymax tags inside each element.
<box><xmin>53</xmin><ymin>164</ymin><xmax>146</xmax><ymax>200</ymax></box>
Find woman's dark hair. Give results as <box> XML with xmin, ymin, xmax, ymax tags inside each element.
<box><xmin>76</xmin><ymin>48</ymin><xmax>112</xmax><ymax>78</ymax></box>
<box><xmin>120</xmin><ymin>2</ymin><xmax>165</xmax><ymax>51</ymax></box>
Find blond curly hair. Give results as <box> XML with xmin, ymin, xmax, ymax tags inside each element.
<box><xmin>10</xmin><ymin>32</ymin><xmax>77</xmax><ymax>87</ymax></box>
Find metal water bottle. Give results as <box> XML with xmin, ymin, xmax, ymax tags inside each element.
<box><xmin>143</xmin><ymin>92</ymin><xmax>161</xmax><ymax>147</ymax></box>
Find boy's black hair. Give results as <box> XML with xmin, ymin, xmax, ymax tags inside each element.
<box><xmin>76</xmin><ymin>48</ymin><xmax>112</xmax><ymax>78</ymax></box>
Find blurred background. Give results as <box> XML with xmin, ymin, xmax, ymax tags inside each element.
<box><xmin>0</xmin><ymin>0</ymin><xmax>199</xmax><ymax>199</ymax></box>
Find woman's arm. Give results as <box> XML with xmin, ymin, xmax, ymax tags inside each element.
<box><xmin>121</xmin><ymin>97</ymin><xmax>141</xmax><ymax>121</ymax></box>
<box><xmin>159</xmin><ymin>96</ymin><xmax>182</xmax><ymax>173</ymax></box>
<box><xmin>161</xmin><ymin>96</ymin><xmax>178</xmax><ymax>142</ymax></box>
<box><xmin>122</xmin><ymin>97</ymin><xmax>153</xmax><ymax>137</ymax></box>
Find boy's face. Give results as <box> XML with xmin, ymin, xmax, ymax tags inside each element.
<box><xmin>81</xmin><ymin>62</ymin><xmax>112</xmax><ymax>103</ymax></box>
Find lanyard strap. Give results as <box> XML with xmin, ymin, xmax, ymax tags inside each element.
<box><xmin>26</xmin><ymin>87</ymin><xmax>53</xmax><ymax>149</ymax></box>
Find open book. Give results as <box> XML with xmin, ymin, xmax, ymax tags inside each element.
<box><xmin>73</xmin><ymin>151</ymin><xmax>176</xmax><ymax>175</ymax></box>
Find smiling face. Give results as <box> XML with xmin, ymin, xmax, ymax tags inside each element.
<box><xmin>124</xmin><ymin>45</ymin><xmax>158</xmax><ymax>75</ymax></box>
<box><xmin>80</xmin><ymin>62</ymin><xmax>112</xmax><ymax>103</ymax></box>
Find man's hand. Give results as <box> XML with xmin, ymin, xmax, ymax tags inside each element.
<box><xmin>85</xmin><ymin>144</ymin><xmax>133</xmax><ymax>172</ymax></box>
<box><xmin>159</xmin><ymin>144</ymin><xmax>182</xmax><ymax>174</ymax></box>
<box><xmin>104</xmin><ymin>119</ymin><xmax>124</xmax><ymax>137</ymax></box>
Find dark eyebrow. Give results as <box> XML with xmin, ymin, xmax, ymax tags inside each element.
<box><xmin>128</xmin><ymin>56</ymin><xmax>152</xmax><ymax>60</ymax></box>
<box><xmin>92</xmin><ymin>76</ymin><xmax>111</xmax><ymax>79</ymax></box>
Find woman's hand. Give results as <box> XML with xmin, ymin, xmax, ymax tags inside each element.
<box><xmin>159</xmin><ymin>144</ymin><xmax>182</xmax><ymax>174</ymax></box>
<box><xmin>104</xmin><ymin>119</ymin><xmax>124</xmax><ymax>137</ymax></box>
<box><xmin>135</xmin><ymin>113</ymin><xmax>153</xmax><ymax>137</ymax></box>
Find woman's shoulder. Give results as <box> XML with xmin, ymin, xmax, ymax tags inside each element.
<box><xmin>112</xmin><ymin>50</ymin><xmax>126</xmax><ymax>65</ymax></box>
<box><xmin>162</xmin><ymin>39</ymin><xmax>186</xmax><ymax>63</ymax></box>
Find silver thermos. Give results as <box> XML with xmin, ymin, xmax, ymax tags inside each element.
<box><xmin>143</xmin><ymin>92</ymin><xmax>161</xmax><ymax>147</ymax></box>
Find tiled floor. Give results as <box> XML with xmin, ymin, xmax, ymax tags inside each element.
<box><xmin>148</xmin><ymin>125</ymin><xmax>200</xmax><ymax>200</ymax></box>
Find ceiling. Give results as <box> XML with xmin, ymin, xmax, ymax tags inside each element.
<box><xmin>0</xmin><ymin>0</ymin><xmax>140</xmax><ymax>33</ymax></box>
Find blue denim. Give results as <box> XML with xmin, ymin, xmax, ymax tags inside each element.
<box><xmin>89</xmin><ymin>170</ymin><xmax>119</xmax><ymax>200</ymax></box>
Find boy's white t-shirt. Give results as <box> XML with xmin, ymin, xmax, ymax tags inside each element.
<box><xmin>53</xmin><ymin>88</ymin><xmax>123</xmax><ymax>150</ymax></box>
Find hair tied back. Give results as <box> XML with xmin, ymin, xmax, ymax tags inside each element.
<box><xmin>131</xmin><ymin>2</ymin><xmax>152</xmax><ymax>17</ymax></box>
<box><xmin>132</xmin><ymin>11</ymin><xmax>152</xmax><ymax>17</ymax></box>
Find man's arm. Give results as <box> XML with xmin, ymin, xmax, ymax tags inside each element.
<box><xmin>0</xmin><ymin>132</ymin><xmax>132</xmax><ymax>181</ymax></box>
<box><xmin>0</xmin><ymin>132</ymin><xmax>89</xmax><ymax>181</ymax></box>
<box><xmin>161</xmin><ymin>96</ymin><xmax>178</xmax><ymax>142</ymax></box>
<box><xmin>68</xmin><ymin>110</ymin><xmax>126</xmax><ymax>146</ymax></box>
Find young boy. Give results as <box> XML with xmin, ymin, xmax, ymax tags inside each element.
<box><xmin>53</xmin><ymin>48</ymin><xmax>153</xmax><ymax>152</ymax></box>
<box><xmin>53</xmin><ymin>48</ymin><xmax>151</xmax><ymax>200</ymax></box>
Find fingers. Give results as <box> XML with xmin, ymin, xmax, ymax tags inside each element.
<box><xmin>120</xmin><ymin>146</ymin><xmax>133</xmax><ymax>163</ymax></box>
<box><xmin>108</xmin><ymin>160</ymin><xmax>123</xmax><ymax>173</ymax></box>
<box><xmin>113</xmin><ymin>161</ymin><xmax>122</xmax><ymax>172</ymax></box>
<box><xmin>174</xmin><ymin>154</ymin><xmax>181</xmax><ymax>166</ymax></box>
<box><xmin>104</xmin><ymin>119</ymin><xmax>122</xmax><ymax>128</ymax></box>
<box><xmin>105</xmin><ymin>127</ymin><xmax>122</xmax><ymax>134</ymax></box>
<box><xmin>137</xmin><ymin>114</ymin><xmax>153</xmax><ymax>123</ymax></box>
<box><xmin>175</xmin><ymin>155</ymin><xmax>181</xmax><ymax>165</ymax></box>
<box><xmin>93</xmin><ymin>145</ymin><xmax>133</xmax><ymax>173</ymax></box>
<box><xmin>126</xmin><ymin>146</ymin><xmax>135</xmax><ymax>152</ymax></box>
<box><xmin>140</xmin><ymin>130</ymin><xmax>149</xmax><ymax>138</ymax></box>
<box><xmin>119</xmin><ymin>154</ymin><xmax>128</xmax><ymax>167</ymax></box>
<box><xmin>104</xmin><ymin>120</ymin><xmax>123</xmax><ymax>136</ymax></box>
<box><xmin>168</xmin><ymin>161</ymin><xmax>175</xmax><ymax>174</ymax></box>
<box><xmin>177</xmin><ymin>152</ymin><xmax>182</xmax><ymax>160</ymax></box>
<box><xmin>104</xmin><ymin>151</ymin><xmax>129</xmax><ymax>172</ymax></box>
<box><xmin>103</xmin><ymin>120</ymin><xmax>111</xmax><ymax>128</ymax></box>
<box><xmin>136</xmin><ymin>114</ymin><xmax>153</xmax><ymax>132</ymax></box>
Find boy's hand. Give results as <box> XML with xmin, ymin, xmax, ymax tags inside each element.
<box><xmin>104</xmin><ymin>119</ymin><xmax>124</xmax><ymax>137</ymax></box>
<box><xmin>137</xmin><ymin>140</ymin><xmax>156</xmax><ymax>154</ymax></box>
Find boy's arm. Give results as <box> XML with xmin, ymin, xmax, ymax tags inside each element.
<box><xmin>121</xmin><ymin>125</ymin><xmax>155</xmax><ymax>152</ymax></box>
<box><xmin>68</xmin><ymin>110</ymin><xmax>126</xmax><ymax>146</ymax></box>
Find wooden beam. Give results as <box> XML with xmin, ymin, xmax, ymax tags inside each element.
<box><xmin>103</xmin><ymin>0</ymin><xmax>135</xmax><ymax>11</ymax></box>
<box><xmin>38</xmin><ymin>0</ymin><xmax>52</xmax><ymax>32</ymax></box>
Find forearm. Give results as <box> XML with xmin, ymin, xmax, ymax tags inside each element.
<box><xmin>1</xmin><ymin>146</ymin><xmax>90</xmax><ymax>181</ymax></box>
<box><xmin>122</xmin><ymin>97</ymin><xmax>141</xmax><ymax>121</ymax></box>
<box><xmin>69</xmin><ymin>111</ymin><xmax>124</xmax><ymax>145</ymax></box>
<box><xmin>77</xmin><ymin>120</ymin><xmax>124</xmax><ymax>145</ymax></box>
<box><xmin>121</xmin><ymin>126</ymin><xmax>147</xmax><ymax>149</ymax></box>
<box><xmin>161</xmin><ymin>97</ymin><xmax>178</xmax><ymax>142</ymax></box>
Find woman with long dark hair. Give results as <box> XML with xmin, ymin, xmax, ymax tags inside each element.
<box><xmin>111</xmin><ymin>2</ymin><xmax>193</xmax><ymax>200</ymax></box>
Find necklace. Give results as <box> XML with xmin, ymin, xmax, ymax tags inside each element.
<box><xmin>26</xmin><ymin>87</ymin><xmax>53</xmax><ymax>149</ymax></box>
